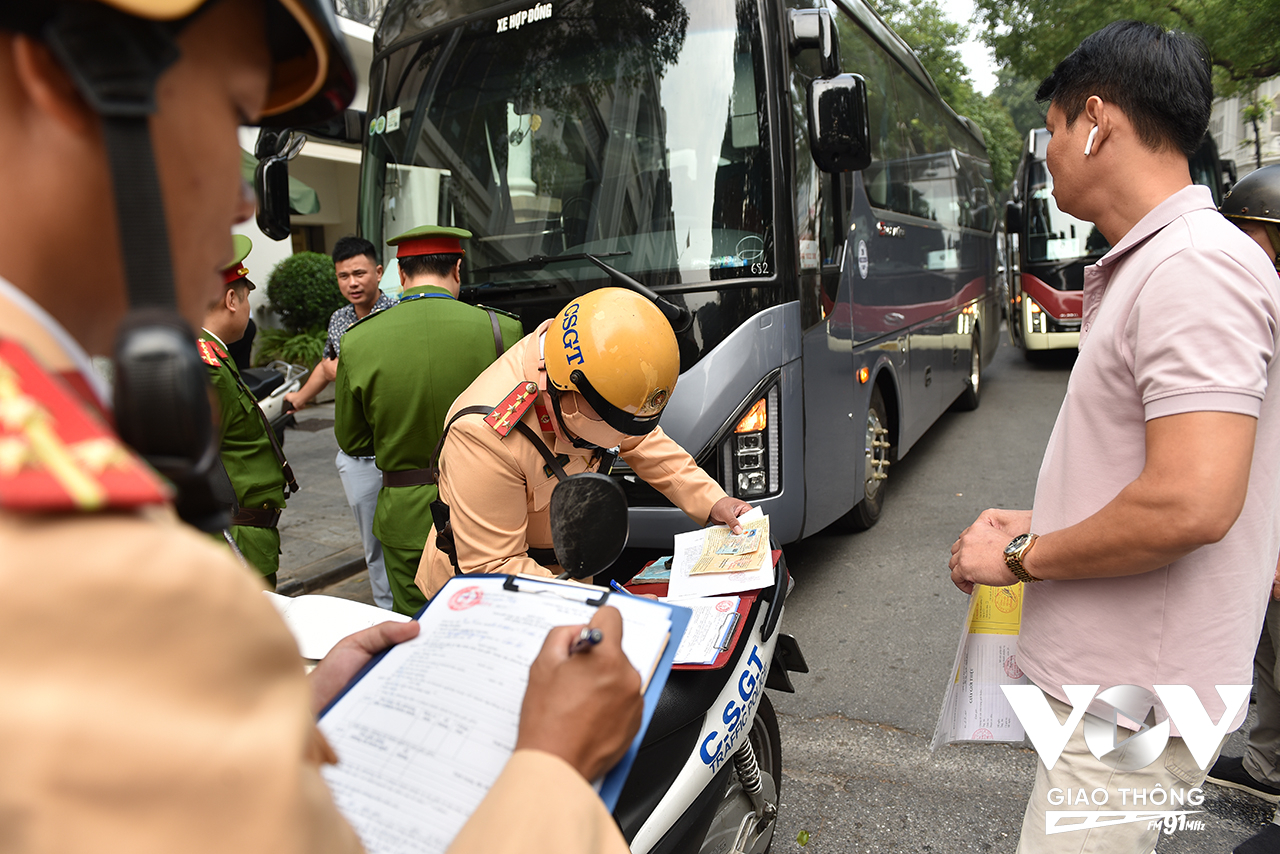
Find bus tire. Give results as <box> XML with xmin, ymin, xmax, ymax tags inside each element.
<box><xmin>848</xmin><ymin>386</ymin><xmax>891</xmax><ymax>531</ymax></box>
<box><xmin>954</xmin><ymin>333</ymin><xmax>981</xmax><ymax>411</ymax></box>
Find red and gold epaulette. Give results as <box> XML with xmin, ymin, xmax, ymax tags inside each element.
<box><xmin>0</xmin><ymin>339</ymin><xmax>171</xmax><ymax>513</ymax></box>
<box><xmin>483</xmin><ymin>381</ymin><xmax>540</xmax><ymax>437</ymax></box>
<box><xmin>197</xmin><ymin>339</ymin><xmax>227</xmax><ymax>367</ymax></box>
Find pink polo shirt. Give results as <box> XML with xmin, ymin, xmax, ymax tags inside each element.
<box><xmin>1020</xmin><ymin>185</ymin><xmax>1280</xmax><ymax>731</ymax></box>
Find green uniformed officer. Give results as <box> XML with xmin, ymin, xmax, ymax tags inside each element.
<box><xmin>335</xmin><ymin>226</ymin><xmax>522</xmax><ymax>614</ymax></box>
<box><xmin>199</xmin><ymin>235</ymin><xmax>298</xmax><ymax>588</ymax></box>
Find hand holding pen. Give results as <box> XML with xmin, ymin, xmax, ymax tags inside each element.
<box><xmin>515</xmin><ymin>606</ymin><xmax>642</xmax><ymax>781</ymax></box>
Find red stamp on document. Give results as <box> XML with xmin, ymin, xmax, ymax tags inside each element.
<box><xmin>448</xmin><ymin>586</ymin><xmax>484</xmax><ymax>611</ymax></box>
<box><xmin>716</xmin><ymin>600</ymin><xmax>734</xmax><ymax>613</ymax></box>
<box><xmin>972</xmin><ymin>728</ymin><xmax>994</xmax><ymax>740</ymax></box>
<box><xmin>1005</xmin><ymin>656</ymin><xmax>1024</xmax><ymax>679</ymax></box>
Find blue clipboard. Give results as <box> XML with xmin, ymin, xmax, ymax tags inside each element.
<box><xmin>318</xmin><ymin>574</ymin><xmax>689</xmax><ymax>813</ymax></box>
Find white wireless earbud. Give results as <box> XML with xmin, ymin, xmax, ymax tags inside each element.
<box><xmin>1084</xmin><ymin>125</ymin><xmax>1099</xmax><ymax>156</ymax></box>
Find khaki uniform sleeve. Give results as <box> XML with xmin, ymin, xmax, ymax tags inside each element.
<box><xmin>0</xmin><ymin>510</ymin><xmax>362</xmax><ymax>854</ymax></box>
<box><xmin>619</xmin><ymin>426</ymin><xmax>728</xmax><ymax>524</ymax></box>
<box><xmin>442</xmin><ymin>419</ymin><xmax>551</xmax><ymax>580</ymax></box>
<box><xmin>446</xmin><ymin>750</ymin><xmax>628</xmax><ymax>854</ymax></box>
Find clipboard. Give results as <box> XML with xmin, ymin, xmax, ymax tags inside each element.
<box><xmin>317</xmin><ymin>573</ymin><xmax>688</xmax><ymax>854</ymax></box>
<box><xmin>626</xmin><ymin>582</ymin><xmax>757</xmax><ymax>671</ymax></box>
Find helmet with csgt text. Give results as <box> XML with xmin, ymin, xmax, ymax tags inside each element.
<box><xmin>544</xmin><ymin>288</ymin><xmax>680</xmax><ymax>436</ymax></box>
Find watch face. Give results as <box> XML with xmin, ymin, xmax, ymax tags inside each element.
<box><xmin>1005</xmin><ymin>534</ymin><xmax>1030</xmax><ymax>557</ymax></box>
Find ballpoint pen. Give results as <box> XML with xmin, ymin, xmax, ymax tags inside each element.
<box><xmin>569</xmin><ymin>626</ymin><xmax>603</xmax><ymax>655</ymax></box>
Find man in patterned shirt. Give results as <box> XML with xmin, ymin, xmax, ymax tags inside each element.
<box><xmin>286</xmin><ymin>235</ymin><xmax>396</xmax><ymax>607</ymax></box>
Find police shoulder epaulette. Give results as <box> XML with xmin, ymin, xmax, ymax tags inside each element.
<box><xmin>197</xmin><ymin>338</ymin><xmax>225</xmax><ymax>367</ymax></box>
<box><xmin>477</xmin><ymin>304</ymin><xmax>520</xmax><ymax>321</ymax></box>
<box><xmin>483</xmin><ymin>381</ymin><xmax>540</xmax><ymax>437</ymax></box>
<box><xmin>0</xmin><ymin>339</ymin><xmax>171</xmax><ymax>513</ymax></box>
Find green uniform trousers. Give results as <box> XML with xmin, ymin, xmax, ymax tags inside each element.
<box><xmin>384</xmin><ymin>543</ymin><xmax>427</xmax><ymax>615</ymax></box>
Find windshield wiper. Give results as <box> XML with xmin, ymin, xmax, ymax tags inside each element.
<box><xmin>472</xmin><ymin>250</ymin><xmax>692</xmax><ymax>332</ymax></box>
<box><xmin>472</xmin><ymin>251</ymin><xmax>631</xmax><ymax>275</ymax></box>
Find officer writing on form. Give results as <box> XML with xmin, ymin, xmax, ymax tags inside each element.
<box><xmin>0</xmin><ymin>1</ymin><xmax>643</xmax><ymax>851</ymax></box>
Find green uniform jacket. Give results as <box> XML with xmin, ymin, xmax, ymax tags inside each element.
<box><xmin>334</xmin><ymin>285</ymin><xmax>522</xmax><ymax>550</ymax></box>
<box><xmin>200</xmin><ymin>332</ymin><xmax>287</xmax><ymax>575</ymax></box>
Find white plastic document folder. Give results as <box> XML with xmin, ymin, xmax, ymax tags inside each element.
<box><xmin>317</xmin><ymin>574</ymin><xmax>686</xmax><ymax>854</ymax></box>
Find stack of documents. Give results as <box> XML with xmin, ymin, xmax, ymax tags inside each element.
<box><xmin>318</xmin><ymin>575</ymin><xmax>687</xmax><ymax>854</ymax></box>
<box><xmin>667</xmin><ymin>507</ymin><xmax>774</xmax><ymax>600</ymax></box>
<box><xmin>661</xmin><ymin>595</ymin><xmax>741</xmax><ymax>665</ymax></box>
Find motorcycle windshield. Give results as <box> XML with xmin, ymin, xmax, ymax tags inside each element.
<box><xmin>360</xmin><ymin>0</ymin><xmax>774</xmax><ymax>308</ymax></box>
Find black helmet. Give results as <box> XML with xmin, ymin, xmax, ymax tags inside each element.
<box><xmin>1220</xmin><ymin>164</ymin><xmax>1280</xmax><ymax>226</ymax></box>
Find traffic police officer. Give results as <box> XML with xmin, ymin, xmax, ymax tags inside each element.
<box><xmin>0</xmin><ymin>1</ymin><xmax>641</xmax><ymax>851</ymax></box>
<box><xmin>1221</xmin><ymin>164</ymin><xmax>1280</xmax><ymax>270</ymax></box>
<box><xmin>200</xmin><ymin>234</ymin><xmax>297</xmax><ymax>586</ymax></box>
<box><xmin>418</xmin><ymin>287</ymin><xmax>752</xmax><ymax>599</ymax></box>
<box><xmin>335</xmin><ymin>225</ymin><xmax>523</xmax><ymax>615</ymax></box>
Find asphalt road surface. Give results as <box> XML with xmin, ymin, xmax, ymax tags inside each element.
<box><xmin>768</xmin><ymin>333</ymin><xmax>1275</xmax><ymax>853</ymax></box>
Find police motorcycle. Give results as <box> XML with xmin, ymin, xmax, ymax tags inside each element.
<box><xmin>549</xmin><ymin>474</ymin><xmax>809</xmax><ymax>854</ymax></box>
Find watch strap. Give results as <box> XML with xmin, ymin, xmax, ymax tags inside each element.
<box><xmin>1006</xmin><ymin>534</ymin><xmax>1041</xmax><ymax>583</ymax></box>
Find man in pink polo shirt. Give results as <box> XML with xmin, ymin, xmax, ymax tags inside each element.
<box><xmin>949</xmin><ymin>21</ymin><xmax>1280</xmax><ymax>854</ymax></box>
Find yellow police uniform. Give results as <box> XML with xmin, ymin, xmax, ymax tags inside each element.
<box><xmin>0</xmin><ymin>287</ymin><xmax>628</xmax><ymax>854</ymax></box>
<box><xmin>417</xmin><ymin>320</ymin><xmax>729</xmax><ymax>599</ymax></box>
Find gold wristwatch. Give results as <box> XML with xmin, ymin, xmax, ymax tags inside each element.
<box><xmin>1004</xmin><ymin>533</ymin><xmax>1042</xmax><ymax>583</ymax></box>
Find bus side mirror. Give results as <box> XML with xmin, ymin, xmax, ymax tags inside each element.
<box><xmin>790</xmin><ymin>8</ymin><xmax>839</xmax><ymax>77</ymax></box>
<box><xmin>253</xmin><ymin>130</ymin><xmax>306</xmax><ymax>241</ymax></box>
<box><xmin>1006</xmin><ymin>200</ymin><xmax>1023</xmax><ymax>235</ymax></box>
<box><xmin>807</xmin><ymin>74</ymin><xmax>872</xmax><ymax>173</ymax></box>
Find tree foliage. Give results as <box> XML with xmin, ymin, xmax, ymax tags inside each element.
<box><xmin>972</xmin><ymin>0</ymin><xmax>1280</xmax><ymax>97</ymax></box>
<box><xmin>874</xmin><ymin>0</ymin><xmax>1022</xmax><ymax>190</ymax></box>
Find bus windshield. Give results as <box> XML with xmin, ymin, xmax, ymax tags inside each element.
<box><xmin>361</xmin><ymin>0</ymin><xmax>773</xmax><ymax>303</ymax></box>
<box><xmin>1025</xmin><ymin>160</ymin><xmax>1109</xmax><ymax>264</ymax></box>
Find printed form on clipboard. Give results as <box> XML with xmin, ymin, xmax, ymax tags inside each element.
<box><xmin>317</xmin><ymin>574</ymin><xmax>689</xmax><ymax>854</ymax></box>
<box><xmin>667</xmin><ymin>507</ymin><xmax>774</xmax><ymax>600</ymax></box>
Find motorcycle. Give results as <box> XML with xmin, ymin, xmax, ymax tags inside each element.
<box><xmin>551</xmin><ymin>475</ymin><xmax>809</xmax><ymax>854</ymax></box>
<box><xmin>240</xmin><ymin>360</ymin><xmax>309</xmax><ymax>446</ymax></box>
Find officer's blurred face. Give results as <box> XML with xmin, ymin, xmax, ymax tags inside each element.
<box><xmin>1236</xmin><ymin>220</ymin><xmax>1278</xmax><ymax>263</ymax></box>
<box><xmin>154</xmin><ymin>0</ymin><xmax>269</xmax><ymax>332</ymax></box>
<box><xmin>335</xmin><ymin>254</ymin><xmax>383</xmax><ymax>312</ymax></box>
<box><xmin>3</xmin><ymin>0</ymin><xmax>268</xmax><ymax>355</ymax></box>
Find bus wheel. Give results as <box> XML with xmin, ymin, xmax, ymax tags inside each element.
<box><xmin>954</xmin><ymin>333</ymin><xmax>981</xmax><ymax>411</ymax></box>
<box><xmin>848</xmin><ymin>386</ymin><xmax>891</xmax><ymax>530</ymax></box>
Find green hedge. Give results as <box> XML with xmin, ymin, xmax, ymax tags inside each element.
<box><xmin>267</xmin><ymin>251</ymin><xmax>344</xmax><ymax>335</ymax></box>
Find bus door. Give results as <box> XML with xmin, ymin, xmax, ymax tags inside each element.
<box><xmin>788</xmin><ymin>4</ymin><xmax>854</xmax><ymax>534</ymax></box>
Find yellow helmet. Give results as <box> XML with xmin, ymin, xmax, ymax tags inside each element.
<box><xmin>545</xmin><ymin>288</ymin><xmax>680</xmax><ymax>436</ymax></box>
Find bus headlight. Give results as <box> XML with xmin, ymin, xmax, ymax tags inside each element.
<box><xmin>722</xmin><ymin>383</ymin><xmax>780</xmax><ymax>499</ymax></box>
<box><xmin>1027</xmin><ymin>297</ymin><xmax>1047</xmax><ymax>334</ymax></box>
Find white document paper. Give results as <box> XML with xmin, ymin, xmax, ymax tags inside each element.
<box><xmin>930</xmin><ymin>583</ymin><xmax>1028</xmax><ymax>749</ymax></box>
<box><xmin>319</xmin><ymin>575</ymin><xmax>672</xmax><ymax>854</ymax></box>
<box><xmin>667</xmin><ymin>507</ymin><xmax>773</xmax><ymax>600</ymax></box>
<box><xmin>661</xmin><ymin>596</ymin><xmax>740</xmax><ymax>665</ymax></box>
<box><xmin>264</xmin><ymin>592</ymin><xmax>412</xmax><ymax>660</ymax></box>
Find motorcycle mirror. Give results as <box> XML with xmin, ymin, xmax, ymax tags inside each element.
<box><xmin>550</xmin><ymin>473</ymin><xmax>629</xmax><ymax>579</ymax></box>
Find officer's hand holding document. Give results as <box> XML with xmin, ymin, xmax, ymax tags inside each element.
<box><xmin>667</xmin><ymin>507</ymin><xmax>773</xmax><ymax>600</ymax></box>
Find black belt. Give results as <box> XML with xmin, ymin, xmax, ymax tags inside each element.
<box><xmin>383</xmin><ymin>467</ymin><xmax>438</xmax><ymax>487</ymax></box>
<box><xmin>527</xmin><ymin>547</ymin><xmax>558</xmax><ymax>565</ymax></box>
<box><xmin>230</xmin><ymin>507</ymin><xmax>282</xmax><ymax>528</ymax></box>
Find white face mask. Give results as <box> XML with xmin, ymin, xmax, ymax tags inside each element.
<box><xmin>556</xmin><ymin>391</ymin><xmax>626</xmax><ymax>450</ymax></box>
